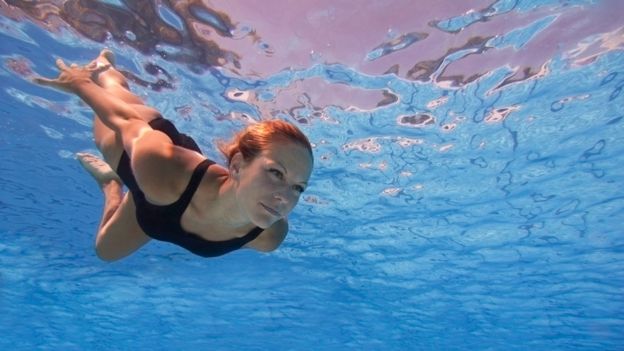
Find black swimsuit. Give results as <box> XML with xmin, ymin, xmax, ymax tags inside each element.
<box><xmin>116</xmin><ymin>118</ymin><xmax>263</xmax><ymax>257</ymax></box>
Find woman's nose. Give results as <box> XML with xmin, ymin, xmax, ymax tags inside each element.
<box><xmin>273</xmin><ymin>188</ymin><xmax>297</xmax><ymax>205</ymax></box>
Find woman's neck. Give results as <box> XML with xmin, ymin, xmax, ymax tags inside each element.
<box><xmin>197</xmin><ymin>172</ymin><xmax>253</xmax><ymax>231</ymax></box>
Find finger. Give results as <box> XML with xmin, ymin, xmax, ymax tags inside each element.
<box><xmin>55</xmin><ymin>58</ymin><xmax>68</xmax><ymax>71</ymax></box>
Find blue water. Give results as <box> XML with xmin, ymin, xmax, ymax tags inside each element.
<box><xmin>1</xmin><ymin>1</ymin><xmax>623</xmax><ymax>350</ymax></box>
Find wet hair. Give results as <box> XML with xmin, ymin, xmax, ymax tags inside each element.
<box><xmin>218</xmin><ymin>119</ymin><xmax>313</xmax><ymax>165</ymax></box>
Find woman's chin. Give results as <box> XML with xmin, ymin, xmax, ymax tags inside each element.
<box><xmin>248</xmin><ymin>212</ymin><xmax>274</xmax><ymax>229</ymax></box>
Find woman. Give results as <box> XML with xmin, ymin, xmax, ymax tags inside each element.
<box><xmin>34</xmin><ymin>50</ymin><xmax>313</xmax><ymax>261</ymax></box>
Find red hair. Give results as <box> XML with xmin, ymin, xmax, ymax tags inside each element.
<box><xmin>218</xmin><ymin>120</ymin><xmax>313</xmax><ymax>165</ymax></box>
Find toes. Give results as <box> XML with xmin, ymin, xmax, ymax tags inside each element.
<box><xmin>76</xmin><ymin>152</ymin><xmax>122</xmax><ymax>185</ymax></box>
<box><xmin>94</xmin><ymin>48</ymin><xmax>116</xmax><ymax>67</ymax></box>
<box><xmin>76</xmin><ymin>152</ymin><xmax>96</xmax><ymax>160</ymax></box>
<box><xmin>55</xmin><ymin>59</ymin><xmax>67</xmax><ymax>70</ymax></box>
<box><xmin>32</xmin><ymin>76</ymin><xmax>51</xmax><ymax>86</ymax></box>
<box><xmin>77</xmin><ymin>153</ymin><xmax>106</xmax><ymax>167</ymax></box>
<box><xmin>92</xmin><ymin>63</ymin><xmax>111</xmax><ymax>75</ymax></box>
<box><xmin>100</xmin><ymin>49</ymin><xmax>116</xmax><ymax>66</ymax></box>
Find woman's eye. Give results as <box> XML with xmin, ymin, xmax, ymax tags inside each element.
<box><xmin>269</xmin><ymin>169</ymin><xmax>284</xmax><ymax>179</ymax></box>
<box><xmin>293</xmin><ymin>185</ymin><xmax>305</xmax><ymax>194</ymax></box>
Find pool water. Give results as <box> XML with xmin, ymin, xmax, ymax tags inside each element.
<box><xmin>1</xmin><ymin>1</ymin><xmax>623</xmax><ymax>350</ymax></box>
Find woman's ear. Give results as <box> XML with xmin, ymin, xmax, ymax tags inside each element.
<box><xmin>229</xmin><ymin>152</ymin><xmax>244</xmax><ymax>180</ymax></box>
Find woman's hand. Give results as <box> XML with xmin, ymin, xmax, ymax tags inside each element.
<box><xmin>33</xmin><ymin>58</ymin><xmax>110</xmax><ymax>93</ymax></box>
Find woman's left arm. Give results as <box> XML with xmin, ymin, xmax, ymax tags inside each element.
<box><xmin>246</xmin><ymin>218</ymin><xmax>289</xmax><ymax>252</ymax></box>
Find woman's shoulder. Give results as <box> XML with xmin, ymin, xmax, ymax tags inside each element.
<box><xmin>188</xmin><ymin>160</ymin><xmax>225</xmax><ymax>200</ymax></box>
<box><xmin>205</xmin><ymin>159</ymin><xmax>229</xmax><ymax>176</ymax></box>
<box><xmin>133</xmin><ymin>139</ymin><xmax>212</xmax><ymax>204</ymax></box>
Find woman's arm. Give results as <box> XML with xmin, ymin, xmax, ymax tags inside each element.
<box><xmin>245</xmin><ymin>218</ymin><xmax>289</xmax><ymax>252</ymax></box>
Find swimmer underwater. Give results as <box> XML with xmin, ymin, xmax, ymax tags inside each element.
<box><xmin>34</xmin><ymin>50</ymin><xmax>314</xmax><ymax>261</ymax></box>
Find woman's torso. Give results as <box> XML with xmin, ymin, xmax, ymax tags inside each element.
<box><xmin>116</xmin><ymin>117</ymin><xmax>263</xmax><ymax>257</ymax></box>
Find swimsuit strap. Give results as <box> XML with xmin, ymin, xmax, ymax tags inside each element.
<box><xmin>244</xmin><ymin>226</ymin><xmax>265</xmax><ymax>242</ymax></box>
<box><xmin>173</xmin><ymin>159</ymin><xmax>214</xmax><ymax>213</ymax></box>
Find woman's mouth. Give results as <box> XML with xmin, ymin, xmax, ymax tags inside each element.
<box><xmin>260</xmin><ymin>203</ymin><xmax>281</xmax><ymax>217</ymax></box>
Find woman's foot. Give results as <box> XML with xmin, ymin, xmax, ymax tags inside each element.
<box><xmin>77</xmin><ymin>152</ymin><xmax>122</xmax><ymax>188</ymax></box>
<box><xmin>87</xmin><ymin>49</ymin><xmax>129</xmax><ymax>88</ymax></box>
<box><xmin>89</xmin><ymin>48</ymin><xmax>116</xmax><ymax>68</ymax></box>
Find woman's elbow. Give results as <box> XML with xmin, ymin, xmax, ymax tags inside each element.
<box><xmin>95</xmin><ymin>246</ymin><xmax>125</xmax><ymax>262</ymax></box>
<box><xmin>250</xmin><ymin>240</ymin><xmax>282</xmax><ymax>253</ymax></box>
<box><xmin>263</xmin><ymin>242</ymin><xmax>282</xmax><ymax>253</ymax></box>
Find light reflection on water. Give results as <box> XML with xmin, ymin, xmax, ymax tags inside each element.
<box><xmin>1</xmin><ymin>0</ymin><xmax>624</xmax><ymax>350</ymax></box>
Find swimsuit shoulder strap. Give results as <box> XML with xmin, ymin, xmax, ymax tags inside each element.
<box><xmin>173</xmin><ymin>159</ymin><xmax>214</xmax><ymax>213</ymax></box>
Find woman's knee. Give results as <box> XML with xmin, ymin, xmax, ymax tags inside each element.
<box><xmin>94</xmin><ymin>230</ymin><xmax>130</xmax><ymax>262</ymax></box>
<box><xmin>94</xmin><ymin>227</ymin><xmax>149</xmax><ymax>262</ymax></box>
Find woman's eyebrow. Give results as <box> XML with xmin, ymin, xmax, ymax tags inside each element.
<box><xmin>276</xmin><ymin>160</ymin><xmax>307</xmax><ymax>185</ymax></box>
<box><xmin>276</xmin><ymin>160</ymin><xmax>288</xmax><ymax>174</ymax></box>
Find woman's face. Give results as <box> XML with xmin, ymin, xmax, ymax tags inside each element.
<box><xmin>234</xmin><ymin>140</ymin><xmax>313</xmax><ymax>228</ymax></box>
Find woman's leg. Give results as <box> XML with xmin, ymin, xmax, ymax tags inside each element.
<box><xmin>77</xmin><ymin>153</ymin><xmax>150</xmax><ymax>261</ymax></box>
<box><xmin>90</xmin><ymin>49</ymin><xmax>161</xmax><ymax>169</ymax></box>
<box><xmin>80</xmin><ymin>50</ymin><xmax>159</xmax><ymax>260</ymax></box>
